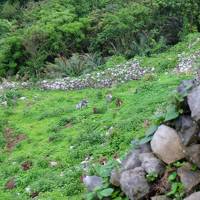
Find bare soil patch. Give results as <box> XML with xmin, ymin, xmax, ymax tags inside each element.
<box><xmin>4</xmin><ymin>127</ymin><xmax>26</xmax><ymax>152</ymax></box>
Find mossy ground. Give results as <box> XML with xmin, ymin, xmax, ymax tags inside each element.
<box><xmin>0</xmin><ymin>33</ymin><xmax>199</xmax><ymax>200</ymax></box>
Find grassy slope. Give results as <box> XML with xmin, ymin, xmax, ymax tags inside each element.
<box><xmin>0</xmin><ymin>33</ymin><xmax>200</xmax><ymax>199</ymax></box>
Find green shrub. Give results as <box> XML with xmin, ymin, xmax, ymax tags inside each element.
<box><xmin>0</xmin><ymin>19</ymin><xmax>11</xmax><ymax>37</ymax></box>
<box><xmin>0</xmin><ymin>1</ymin><xmax>20</xmax><ymax>19</ymax></box>
<box><xmin>45</xmin><ymin>53</ymin><xmax>103</xmax><ymax>77</ymax></box>
<box><xmin>104</xmin><ymin>55</ymin><xmax>126</xmax><ymax>68</ymax></box>
<box><xmin>0</xmin><ymin>0</ymin><xmax>199</xmax><ymax>78</ymax></box>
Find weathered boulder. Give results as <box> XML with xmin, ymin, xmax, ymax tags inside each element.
<box><xmin>139</xmin><ymin>153</ymin><xmax>165</xmax><ymax>175</ymax></box>
<box><xmin>186</xmin><ymin>144</ymin><xmax>200</xmax><ymax>168</ymax></box>
<box><xmin>83</xmin><ymin>176</ymin><xmax>102</xmax><ymax>192</ymax></box>
<box><xmin>110</xmin><ymin>169</ymin><xmax>120</xmax><ymax>187</ymax></box>
<box><xmin>176</xmin><ymin>116</ymin><xmax>199</xmax><ymax>146</ymax></box>
<box><xmin>184</xmin><ymin>192</ymin><xmax>200</xmax><ymax>200</ymax></box>
<box><xmin>120</xmin><ymin>167</ymin><xmax>150</xmax><ymax>200</ymax></box>
<box><xmin>188</xmin><ymin>85</ymin><xmax>200</xmax><ymax>121</ymax></box>
<box><xmin>121</xmin><ymin>150</ymin><xmax>141</xmax><ymax>171</ymax></box>
<box><xmin>180</xmin><ymin>124</ymin><xmax>198</xmax><ymax>146</ymax></box>
<box><xmin>151</xmin><ymin>195</ymin><xmax>171</xmax><ymax>200</ymax></box>
<box><xmin>177</xmin><ymin>163</ymin><xmax>200</xmax><ymax>192</ymax></box>
<box><xmin>139</xmin><ymin>143</ymin><xmax>152</xmax><ymax>153</ymax></box>
<box><xmin>151</xmin><ymin>125</ymin><xmax>185</xmax><ymax>164</ymax></box>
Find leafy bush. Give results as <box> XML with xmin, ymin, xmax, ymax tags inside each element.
<box><xmin>104</xmin><ymin>55</ymin><xmax>126</xmax><ymax>68</ymax></box>
<box><xmin>45</xmin><ymin>53</ymin><xmax>103</xmax><ymax>78</ymax></box>
<box><xmin>0</xmin><ymin>0</ymin><xmax>199</xmax><ymax>78</ymax></box>
<box><xmin>0</xmin><ymin>19</ymin><xmax>11</xmax><ymax>37</ymax></box>
<box><xmin>0</xmin><ymin>89</ymin><xmax>22</xmax><ymax>106</ymax></box>
<box><xmin>0</xmin><ymin>1</ymin><xmax>20</xmax><ymax>20</ymax></box>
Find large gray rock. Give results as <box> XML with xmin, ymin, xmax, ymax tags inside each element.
<box><xmin>139</xmin><ymin>143</ymin><xmax>152</xmax><ymax>153</ymax></box>
<box><xmin>83</xmin><ymin>176</ymin><xmax>102</xmax><ymax>192</ymax></box>
<box><xmin>151</xmin><ymin>125</ymin><xmax>185</xmax><ymax>164</ymax></box>
<box><xmin>176</xmin><ymin>116</ymin><xmax>199</xmax><ymax>146</ymax></box>
<box><xmin>120</xmin><ymin>167</ymin><xmax>150</xmax><ymax>200</ymax></box>
<box><xmin>110</xmin><ymin>169</ymin><xmax>120</xmax><ymax>187</ymax></box>
<box><xmin>151</xmin><ymin>195</ymin><xmax>171</xmax><ymax>200</ymax></box>
<box><xmin>188</xmin><ymin>85</ymin><xmax>200</xmax><ymax>121</ymax></box>
<box><xmin>177</xmin><ymin>163</ymin><xmax>200</xmax><ymax>192</ymax></box>
<box><xmin>121</xmin><ymin>150</ymin><xmax>141</xmax><ymax>171</ymax></box>
<box><xmin>184</xmin><ymin>192</ymin><xmax>200</xmax><ymax>200</ymax></box>
<box><xmin>186</xmin><ymin>144</ymin><xmax>200</xmax><ymax>168</ymax></box>
<box><xmin>139</xmin><ymin>153</ymin><xmax>165</xmax><ymax>175</ymax></box>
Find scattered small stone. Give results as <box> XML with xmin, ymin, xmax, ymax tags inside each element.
<box><xmin>76</xmin><ymin>100</ymin><xmax>88</xmax><ymax>109</ymax></box>
<box><xmin>83</xmin><ymin>176</ymin><xmax>103</xmax><ymax>192</ymax></box>
<box><xmin>25</xmin><ymin>186</ymin><xmax>31</xmax><ymax>194</ymax></box>
<box><xmin>175</xmin><ymin>51</ymin><xmax>200</xmax><ymax>74</ymax></box>
<box><xmin>1</xmin><ymin>101</ymin><xmax>7</xmax><ymax>106</ymax></box>
<box><xmin>151</xmin><ymin>125</ymin><xmax>185</xmax><ymax>164</ymax></box>
<box><xmin>60</xmin><ymin>172</ymin><xmax>64</xmax><ymax>177</ymax></box>
<box><xmin>106</xmin><ymin>93</ymin><xmax>113</xmax><ymax>102</ymax></box>
<box><xmin>19</xmin><ymin>97</ymin><xmax>26</xmax><ymax>100</ymax></box>
<box><xmin>50</xmin><ymin>161</ymin><xmax>58</xmax><ymax>167</ymax></box>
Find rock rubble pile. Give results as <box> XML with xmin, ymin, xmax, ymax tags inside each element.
<box><xmin>0</xmin><ymin>60</ymin><xmax>153</xmax><ymax>91</ymax></box>
<box><xmin>175</xmin><ymin>51</ymin><xmax>200</xmax><ymax>74</ymax></box>
<box><xmin>85</xmin><ymin>79</ymin><xmax>200</xmax><ymax>199</ymax></box>
<box><xmin>39</xmin><ymin>60</ymin><xmax>153</xmax><ymax>90</ymax></box>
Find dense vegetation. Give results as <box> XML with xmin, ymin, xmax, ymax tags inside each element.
<box><xmin>1</xmin><ymin>0</ymin><xmax>200</xmax><ymax>199</ymax></box>
<box><xmin>0</xmin><ymin>74</ymin><xmax>191</xmax><ymax>199</ymax></box>
<box><xmin>1</xmin><ymin>32</ymin><xmax>200</xmax><ymax>199</ymax></box>
<box><xmin>0</xmin><ymin>0</ymin><xmax>200</xmax><ymax>79</ymax></box>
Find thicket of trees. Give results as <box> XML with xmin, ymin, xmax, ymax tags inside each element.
<box><xmin>0</xmin><ymin>0</ymin><xmax>200</xmax><ymax>79</ymax></box>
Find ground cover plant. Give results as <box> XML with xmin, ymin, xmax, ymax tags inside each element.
<box><xmin>1</xmin><ymin>31</ymin><xmax>200</xmax><ymax>200</ymax></box>
<box><xmin>0</xmin><ymin>71</ymin><xmax>191</xmax><ymax>199</ymax></box>
<box><xmin>1</xmin><ymin>0</ymin><xmax>200</xmax><ymax>199</ymax></box>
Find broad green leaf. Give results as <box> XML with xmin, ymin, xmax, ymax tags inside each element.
<box><xmin>99</xmin><ymin>188</ymin><xmax>114</xmax><ymax>197</ymax></box>
<box><xmin>168</xmin><ymin>172</ymin><xmax>177</xmax><ymax>182</ymax></box>
<box><xmin>145</xmin><ymin>125</ymin><xmax>158</xmax><ymax>136</ymax></box>
<box><xmin>164</xmin><ymin>104</ymin><xmax>179</xmax><ymax>122</ymax></box>
<box><xmin>85</xmin><ymin>192</ymin><xmax>95</xmax><ymax>200</ymax></box>
<box><xmin>139</xmin><ymin>135</ymin><xmax>153</xmax><ymax>145</ymax></box>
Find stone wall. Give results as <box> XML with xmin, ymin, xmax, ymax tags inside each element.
<box><xmin>84</xmin><ymin>79</ymin><xmax>200</xmax><ymax>200</ymax></box>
